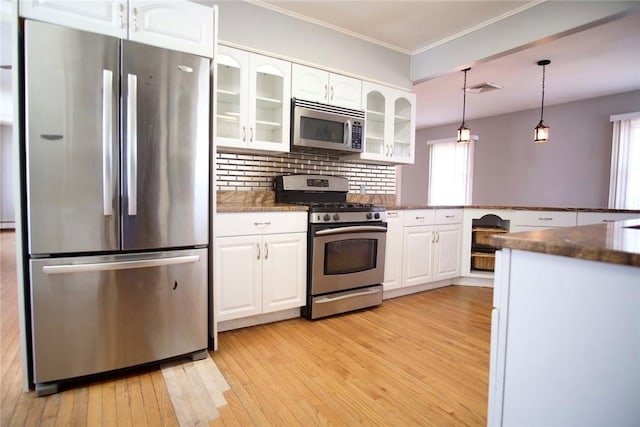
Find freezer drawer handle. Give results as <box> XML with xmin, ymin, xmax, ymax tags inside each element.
<box><xmin>315</xmin><ymin>287</ymin><xmax>381</xmax><ymax>304</ymax></box>
<box><xmin>42</xmin><ymin>255</ymin><xmax>200</xmax><ymax>275</ymax></box>
<box><xmin>102</xmin><ymin>69</ymin><xmax>114</xmax><ymax>216</ymax></box>
<box><xmin>127</xmin><ymin>74</ymin><xmax>138</xmax><ymax>216</ymax></box>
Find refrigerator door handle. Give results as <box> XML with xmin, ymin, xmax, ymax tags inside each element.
<box><xmin>102</xmin><ymin>69</ymin><xmax>114</xmax><ymax>216</ymax></box>
<box><xmin>42</xmin><ymin>255</ymin><xmax>201</xmax><ymax>275</ymax></box>
<box><xmin>127</xmin><ymin>73</ymin><xmax>138</xmax><ymax>216</ymax></box>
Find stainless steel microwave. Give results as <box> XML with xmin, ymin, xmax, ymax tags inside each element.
<box><xmin>291</xmin><ymin>98</ymin><xmax>364</xmax><ymax>154</ymax></box>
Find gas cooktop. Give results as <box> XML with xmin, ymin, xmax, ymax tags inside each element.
<box><xmin>274</xmin><ymin>174</ymin><xmax>386</xmax><ymax>224</ymax></box>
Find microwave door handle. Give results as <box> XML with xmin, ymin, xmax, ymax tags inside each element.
<box><xmin>344</xmin><ymin>121</ymin><xmax>350</xmax><ymax>146</ymax></box>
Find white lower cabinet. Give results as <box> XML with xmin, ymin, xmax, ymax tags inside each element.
<box><xmin>433</xmin><ymin>224</ymin><xmax>462</xmax><ymax>280</ymax></box>
<box><xmin>215</xmin><ymin>212</ymin><xmax>307</xmax><ymax>322</ymax></box>
<box><xmin>402</xmin><ymin>225</ymin><xmax>434</xmax><ymax>286</ymax></box>
<box><xmin>382</xmin><ymin>210</ymin><xmax>403</xmax><ymax>290</ymax></box>
<box><xmin>398</xmin><ymin>209</ymin><xmax>462</xmax><ymax>290</ymax></box>
<box><xmin>576</xmin><ymin>211</ymin><xmax>640</xmax><ymax>225</ymax></box>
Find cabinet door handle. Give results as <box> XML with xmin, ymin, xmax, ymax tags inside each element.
<box><xmin>249</xmin><ymin>126</ymin><xmax>254</xmax><ymax>142</ymax></box>
<box><xmin>431</xmin><ymin>232</ymin><xmax>436</xmax><ymax>243</ymax></box>
<box><xmin>330</xmin><ymin>85</ymin><xmax>334</xmax><ymax>101</ymax></box>
<box><xmin>256</xmin><ymin>242</ymin><xmax>261</xmax><ymax>260</ymax></box>
<box><xmin>264</xmin><ymin>242</ymin><xmax>269</xmax><ymax>260</ymax></box>
<box><xmin>119</xmin><ymin>2</ymin><xmax>125</xmax><ymax>29</ymax></box>
<box><xmin>242</xmin><ymin>126</ymin><xmax>246</xmax><ymax>142</ymax></box>
<box><xmin>436</xmin><ymin>232</ymin><xmax>440</xmax><ymax>243</ymax></box>
<box><xmin>324</xmin><ymin>84</ymin><xmax>328</xmax><ymax>101</ymax></box>
<box><xmin>132</xmin><ymin>7</ymin><xmax>138</xmax><ymax>31</ymax></box>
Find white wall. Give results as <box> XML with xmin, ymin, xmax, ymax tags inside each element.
<box><xmin>400</xmin><ymin>90</ymin><xmax>640</xmax><ymax>208</ymax></box>
<box><xmin>214</xmin><ymin>1</ymin><xmax>412</xmax><ymax>89</ymax></box>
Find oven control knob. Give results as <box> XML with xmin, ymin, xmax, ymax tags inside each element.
<box><xmin>333</xmin><ymin>213</ymin><xmax>340</xmax><ymax>221</ymax></box>
<box><xmin>323</xmin><ymin>214</ymin><xmax>331</xmax><ymax>222</ymax></box>
<box><xmin>374</xmin><ymin>213</ymin><xmax>380</xmax><ymax>219</ymax></box>
<box><xmin>366</xmin><ymin>213</ymin><xmax>373</xmax><ymax>219</ymax></box>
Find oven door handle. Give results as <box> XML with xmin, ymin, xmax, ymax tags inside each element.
<box><xmin>315</xmin><ymin>225</ymin><xmax>387</xmax><ymax>236</ymax></box>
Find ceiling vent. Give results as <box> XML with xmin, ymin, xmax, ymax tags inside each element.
<box><xmin>466</xmin><ymin>82</ymin><xmax>502</xmax><ymax>94</ymax></box>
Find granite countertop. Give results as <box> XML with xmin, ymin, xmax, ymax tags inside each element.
<box><xmin>490</xmin><ymin>218</ymin><xmax>640</xmax><ymax>267</ymax></box>
<box><xmin>216</xmin><ymin>191</ymin><xmax>640</xmax><ymax>215</ymax></box>
<box><xmin>385</xmin><ymin>204</ymin><xmax>640</xmax><ymax>213</ymax></box>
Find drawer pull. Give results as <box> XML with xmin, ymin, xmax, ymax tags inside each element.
<box><xmin>602</xmin><ymin>219</ymin><xmax>615</xmax><ymax>223</ymax></box>
<box><xmin>415</xmin><ymin>216</ymin><xmax>425</xmax><ymax>220</ymax></box>
<box><xmin>445</xmin><ymin>215</ymin><xmax>454</xmax><ymax>218</ymax></box>
<box><xmin>538</xmin><ymin>217</ymin><xmax>553</xmax><ymax>221</ymax></box>
<box><xmin>254</xmin><ymin>222</ymin><xmax>271</xmax><ymax>227</ymax></box>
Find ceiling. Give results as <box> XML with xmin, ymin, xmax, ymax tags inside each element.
<box><xmin>256</xmin><ymin>0</ymin><xmax>640</xmax><ymax>129</ymax></box>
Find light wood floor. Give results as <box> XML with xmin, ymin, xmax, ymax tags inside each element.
<box><xmin>1</xmin><ymin>230</ymin><xmax>493</xmax><ymax>426</ymax></box>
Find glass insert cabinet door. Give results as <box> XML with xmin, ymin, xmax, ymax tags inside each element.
<box><xmin>216</xmin><ymin>47</ymin><xmax>247</xmax><ymax>148</ymax></box>
<box><xmin>248</xmin><ymin>54</ymin><xmax>291</xmax><ymax>151</ymax></box>
<box><xmin>215</xmin><ymin>46</ymin><xmax>291</xmax><ymax>152</ymax></box>
<box><xmin>364</xmin><ymin>90</ymin><xmax>386</xmax><ymax>158</ymax></box>
<box><xmin>393</xmin><ymin>97</ymin><xmax>413</xmax><ymax>162</ymax></box>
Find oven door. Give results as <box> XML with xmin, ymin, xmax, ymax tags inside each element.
<box><xmin>311</xmin><ymin>224</ymin><xmax>387</xmax><ymax>295</ymax></box>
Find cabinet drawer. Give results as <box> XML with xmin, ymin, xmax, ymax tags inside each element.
<box><xmin>576</xmin><ymin>212</ymin><xmax>640</xmax><ymax>226</ymax></box>
<box><xmin>216</xmin><ymin>212</ymin><xmax>307</xmax><ymax>237</ymax></box>
<box><xmin>513</xmin><ymin>211</ymin><xmax>577</xmax><ymax>228</ymax></box>
<box><xmin>403</xmin><ymin>209</ymin><xmax>436</xmax><ymax>227</ymax></box>
<box><xmin>436</xmin><ymin>209</ymin><xmax>463</xmax><ymax>225</ymax></box>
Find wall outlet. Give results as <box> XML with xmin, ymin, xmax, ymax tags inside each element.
<box><xmin>359</xmin><ymin>184</ymin><xmax>366</xmax><ymax>194</ymax></box>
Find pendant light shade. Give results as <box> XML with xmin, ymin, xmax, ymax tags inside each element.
<box><xmin>534</xmin><ymin>60</ymin><xmax>550</xmax><ymax>143</ymax></box>
<box><xmin>457</xmin><ymin>67</ymin><xmax>471</xmax><ymax>144</ymax></box>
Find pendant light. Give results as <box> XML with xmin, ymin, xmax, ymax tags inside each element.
<box><xmin>457</xmin><ymin>67</ymin><xmax>471</xmax><ymax>144</ymax></box>
<box><xmin>534</xmin><ymin>59</ymin><xmax>551</xmax><ymax>143</ymax></box>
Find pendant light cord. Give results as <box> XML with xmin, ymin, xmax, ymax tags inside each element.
<box><xmin>540</xmin><ymin>63</ymin><xmax>546</xmax><ymax>122</ymax></box>
<box><xmin>462</xmin><ymin>68</ymin><xmax>469</xmax><ymax>123</ymax></box>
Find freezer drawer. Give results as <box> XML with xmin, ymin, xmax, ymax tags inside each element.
<box><xmin>30</xmin><ymin>249</ymin><xmax>208</xmax><ymax>385</ymax></box>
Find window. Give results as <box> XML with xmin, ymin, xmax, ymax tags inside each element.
<box><xmin>427</xmin><ymin>137</ymin><xmax>474</xmax><ymax>205</ymax></box>
<box><xmin>609</xmin><ymin>113</ymin><xmax>640</xmax><ymax>209</ymax></box>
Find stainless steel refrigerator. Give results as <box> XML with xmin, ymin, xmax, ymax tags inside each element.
<box><xmin>23</xmin><ymin>20</ymin><xmax>210</xmax><ymax>396</ymax></box>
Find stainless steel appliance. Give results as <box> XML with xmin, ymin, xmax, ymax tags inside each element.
<box><xmin>23</xmin><ymin>20</ymin><xmax>210</xmax><ymax>395</ymax></box>
<box><xmin>291</xmin><ymin>98</ymin><xmax>364</xmax><ymax>154</ymax></box>
<box><xmin>274</xmin><ymin>174</ymin><xmax>386</xmax><ymax>319</ymax></box>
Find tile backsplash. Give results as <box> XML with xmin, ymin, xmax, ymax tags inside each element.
<box><xmin>216</xmin><ymin>151</ymin><xmax>396</xmax><ymax>194</ymax></box>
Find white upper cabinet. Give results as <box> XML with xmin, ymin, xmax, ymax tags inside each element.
<box><xmin>19</xmin><ymin>0</ymin><xmax>214</xmax><ymax>57</ymax></box>
<box><xmin>127</xmin><ymin>1</ymin><xmax>214</xmax><ymax>57</ymax></box>
<box><xmin>291</xmin><ymin>64</ymin><xmax>362</xmax><ymax>110</ymax></box>
<box><xmin>20</xmin><ymin>0</ymin><xmax>125</xmax><ymax>37</ymax></box>
<box><xmin>216</xmin><ymin>46</ymin><xmax>291</xmax><ymax>152</ymax></box>
<box><xmin>360</xmin><ymin>82</ymin><xmax>416</xmax><ymax>164</ymax></box>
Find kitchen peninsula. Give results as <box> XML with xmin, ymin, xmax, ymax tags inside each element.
<box><xmin>487</xmin><ymin>219</ymin><xmax>640</xmax><ymax>426</ymax></box>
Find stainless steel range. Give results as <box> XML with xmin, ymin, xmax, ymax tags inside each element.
<box><xmin>274</xmin><ymin>174</ymin><xmax>387</xmax><ymax>319</ymax></box>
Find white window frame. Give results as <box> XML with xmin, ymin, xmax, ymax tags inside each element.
<box><xmin>427</xmin><ymin>136</ymin><xmax>475</xmax><ymax>206</ymax></box>
<box><xmin>609</xmin><ymin>112</ymin><xmax>640</xmax><ymax>209</ymax></box>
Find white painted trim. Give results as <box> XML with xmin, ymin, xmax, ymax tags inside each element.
<box><xmin>412</xmin><ymin>0</ymin><xmax>547</xmax><ymax>55</ymax></box>
<box><xmin>610</xmin><ymin>111</ymin><xmax>640</xmax><ymax>121</ymax></box>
